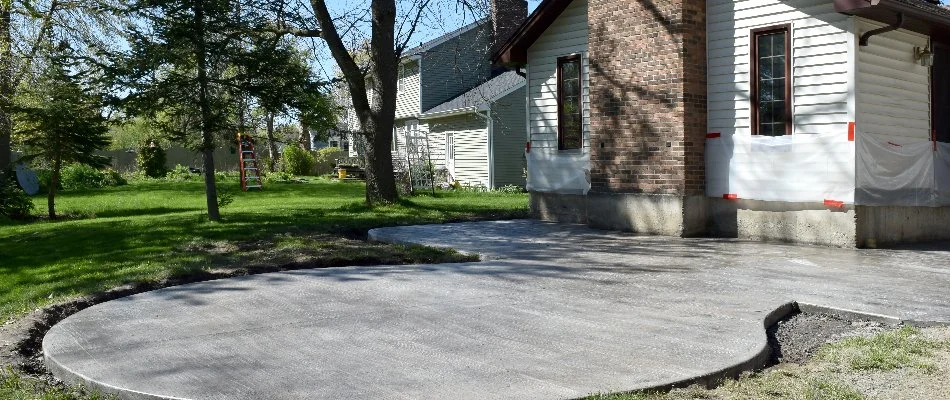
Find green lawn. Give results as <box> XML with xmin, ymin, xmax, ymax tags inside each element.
<box><xmin>0</xmin><ymin>178</ymin><xmax>528</xmax><ymax>322</ymax></box>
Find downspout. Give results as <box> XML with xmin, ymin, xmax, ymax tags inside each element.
<box><xmin>475</xmin><ymin>108</ymin><xmax>493</xmax><ymax>189</ymax></box>
<box><xmin>859</xmin><ymin>13</ymin><xmax>903</xmax><ymax>46</ymax></box>
<box><xmin>515</xmin><ymin>67</ymin><xmax>526</xmax><ymax>78</ymax></box>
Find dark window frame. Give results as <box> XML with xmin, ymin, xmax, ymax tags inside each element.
<box><xmin>750</xmin><ymin>24</ymin><xmax>792</xmax><ymax>136</ymax></box>
<box><xmin>933</xmin><ymin>41</ymin><xmax>949</xmax><ymax>143</ymax></box>
<box><xmin>557</xmin><ymin>54</ymin><xmax>583</xmax><ymax>150</ymax></box>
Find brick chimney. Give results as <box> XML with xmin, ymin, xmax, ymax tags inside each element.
<box><xmin>490</xmin><ymin>0</ymin><xmax>528</xmax><ymax>56</ymax></box>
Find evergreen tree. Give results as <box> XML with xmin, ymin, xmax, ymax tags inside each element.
<box><xmin>106</xmin><ymin>0</ymin><xmax>329</xmax><ymax>220</ymax></box>
<box><xmin>16</xmin><ymin>55</ymin><xmax>110</xmax><ymax>219</ymax></box>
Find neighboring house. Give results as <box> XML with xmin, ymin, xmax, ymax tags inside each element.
<box><xmin>420</xmin><ymin>71</ymin><xmax>527</xmax><ymax>188</ymax></box>
<box><xmin>495</xmin><ymin>0</ymin><xmax>950</xmax><ymax>247</ymax></box>
<box><xmin>343</xmin><ymin>0</ymin><xmax>529</xmax><ymax>188</ymax></box>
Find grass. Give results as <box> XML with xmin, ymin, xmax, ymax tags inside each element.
<box><xmin>814</xmin><ymin>326</ymin><xmax>945</xmax><ymax>372</ymax></box>
<box><xmin>584</xmin><ymin>326</ymin><xmax>950</xmax><ymax>400</ymax></box>
<box><xmin>0</xmin><ymin>368</ymin><xmax>114</xmax><ymax>400</ymax></box>
<box><xmin>0</xmin><ymin>177</ymin><xmax>528</xmax><ymax>323</ymax></box>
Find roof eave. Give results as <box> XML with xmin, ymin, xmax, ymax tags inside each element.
<box><xmin>835</xmin><ymin>0</ymin><xmax>950</xmax><ymax>42</ymax></box>
<box><xmin>492</xmin><ymin>0</ymin><xmax>574</xmax><ymax>68</ymax></box>
<box><xmin>419</xmin><ymin>106</ymin><xmax>479</xmax><ymax>120</ymax></box>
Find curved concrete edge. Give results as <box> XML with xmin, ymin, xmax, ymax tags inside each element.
<box><xmin>585</xmin><ymin>302</ymin><xmax>950</xmax><ymax>399</ymax></box>
<box><xmin>367</xmin><ymin>226</ymin><xmax>485</xmax><ymax>260</ymax></box>
<box><xmin>43</xmin><ymin>344</ymin><xmax>185</xmax><ymax>400</ymax></box>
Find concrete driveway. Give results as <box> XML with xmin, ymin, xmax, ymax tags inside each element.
<box><xmin>44</xmin><ymin>220</ymin><xmax>950</xmax><ymax>400</ymax></box>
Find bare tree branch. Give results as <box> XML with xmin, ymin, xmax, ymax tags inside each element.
<box><xmin>395</xmin><ymin>0</ymin><xmax>431</xmax><ymax>55</ymax></box>
<box><xmin>309</xmin><ymin>0</ymin><xmax>369</xmax><ymax>119</ymax></box>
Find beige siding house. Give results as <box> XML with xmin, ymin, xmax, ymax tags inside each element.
<box><xmin>495</xmin><ymin>0</ymin><xmax>950</xmax><ymax>247</ymax></box>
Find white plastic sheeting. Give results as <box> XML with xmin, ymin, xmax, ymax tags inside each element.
<box><xmin>706</xmin><ymin>132</ymin><xmax>855</xmax><ymax>203</ymax></box>
<box><xmin>855</xmin><ymin>137</ymin><xmax>950</xmax><ymax>207</ymax></box>
<box><xmin>526</xmin><ymin>148</ymin><xmax>590</xmax><ymax>194</ymax></box>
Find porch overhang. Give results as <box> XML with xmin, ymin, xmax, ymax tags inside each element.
<box><xmin>835</xmin><ymin>0</ymin><xmax>950</xmax><ymax>43</ymax></box>
<box><xmin>492</xmin><ymin>0</ymin><xmax>573</xmax><ymax>68</ymax></box>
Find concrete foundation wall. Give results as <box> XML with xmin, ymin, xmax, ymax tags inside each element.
<box><xmin>532</xmin><ymin>191</ymin><xmax>709</xmax><ymax>237</ymax></box>
<box><xmin>587</xmin><ymin>192</ymin><xmax>699</xmax><ymax>236</ymax></box>
<box><xmin>709</xmin><ymin>199</ymin><xmax>857</xmax><ymax>248</ymax></box>
<box><xmin>856</xmin><ymin>206</ymin><xmax>950</xmax><ymax>248</ymax></box>
<box><xmin>530</xmin><ymin>191</ymin><xmax>588</xmax><ymax>224</ymax></box>
<box><xmin>535</xmin><ymin>192</ymin><xmax>950</xmax><ymax>248</ymax></box>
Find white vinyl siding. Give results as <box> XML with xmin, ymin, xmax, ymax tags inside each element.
<box><xmin>707</xmin><ymin>0</ymin><xmax>852</xmax><ymax>137</ymax></box>
<box><xmin>524</xmin><ymin>0</ymin><xmax>590</xmax><ymax>194</ymax></box>
<box><xmin>526</xmin><ymin>0</ymin><xmax>589</xmax><ymax>152</ymax></box>
<box><xmin>429</xmin><ymin>115</ymin><xmax>489</xmax><ymax>187</ymax></box>
<box><xmin>491</xmin><ymin>87</ymin><xmax>528</xmax><ymax>187</ymax></box>
<box><xmin>395</xmin><ymin>60</ymin><xmax>421</xmax><ymax>120</ymax></box>
<box><xmin>855</xmin><ymin>18</ymin><xmax>931</xmax><ymax>145</ymax></box>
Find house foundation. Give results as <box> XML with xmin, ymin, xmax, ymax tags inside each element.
<box><xmin>856</xmin><ymin>206</ymin><xmax>950</xmax><ymax>248</ymax></box>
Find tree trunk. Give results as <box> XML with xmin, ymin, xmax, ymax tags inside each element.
<box><xmin>0</xmin><ymin>3</ymin><xmax>12</xmax><ymax>178</ymax></box>
<box><xmin>48</xmin><ymin>158</ymin><xmax>60</xmax><ymax>219</ymax></box>
<box><xmin>309</xmin><ymin>0</ymin><xmax>400</xmax><ymax>205</ymax></box>
<box><xmin>299</xmin><ymin>120</ymin><xmax>311</xmax><ymax>150</ymax></box>
<box><xmin>194</xmin><ymin>0</ymin><xmax>220</xmax><ymax>221</ymax></box>
<box><xmin>360</xmin><ymin>0</ymin><xmax>400</xmax><ymax>205</ymax></box>
<box><xmin>362</xmin><ymin>120</ymin><xmax>397</xmax><ymax>205</ymax></box>
<box><xmin>266</xmin><ymin>112</ymin><xmax>278</xmax><ymax>172</ymax></box>
<box><xmin>201</xmin><ymin>147</ymin><xmax>219</xmax><ymax>220</ymax></box>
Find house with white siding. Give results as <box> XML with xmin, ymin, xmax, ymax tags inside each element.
<box><xmin>495</xmin><ymin>0</ymin><xmax>950</xmax><ymax>247</ymax></box>
<box><xmin>342</xmin><ymin>0</ymin><xmax>529</xmax><ymax>189</ymax></box>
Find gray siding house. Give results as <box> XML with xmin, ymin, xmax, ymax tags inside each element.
<box><xmin>346</xmin><ymin>0</ymin><xmax>530</xmax><ymax>189</ymax></box>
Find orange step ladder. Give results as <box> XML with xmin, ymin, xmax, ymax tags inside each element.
<box><xmin>238</xmin><ymin>133</ymin><xmax>263</xmax><ymax>191</ymax></box>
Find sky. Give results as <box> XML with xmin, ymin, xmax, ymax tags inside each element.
<box><xmin>308</xmin><ymin>0</ymin><xmax>543</xmax><ymax>80</ymax></box>
<box><xmin>307</xmin><ymin>0</ymin><xmax>949</xmax><ymax>80</ymax></box>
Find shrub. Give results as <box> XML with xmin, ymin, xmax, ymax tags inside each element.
<box><xmin>58</xmin><ymin>164</ymin><xmax>127</xmax><ymax>190</ymax></box>
<box><xmin>263</xmin><ymin>171</ymin><xmax>296</xmax><ymax>183</ymax></box>
<box><xmin>136</xmin><ymin>141</ymin><xmax>167</xmax><ymax>178</ymax></box>
<box><xmin>166</xmin><ymin>164</ymin><xmax>197</xmax><ymax>182</ymax></box>
<box><xmin>497</xmin><ymin>184</ymin><xmax>524</xmax><ymax>194</ymax></box>
<box><xmin>0</xmin><ymin>179</ymin><xmax>34</xmax><ymax>220</ymax></box>
<box><xmin>60</xmin><ymin>164</ymin><xmax>106</xmax><ymax>190</ymax></box>
<box><xmin>34</xmin><ymin>169</ymin><xmax>56</xmax><ymax>192</ymax></box>
<box><xmin>281</xmin><ymin>146</ymin><xmax>314</xmax><ymax>176</ymax></box>
<box><xmin>103</xmin><ymin>169</ymin><xmax>128</xmax><ymax>187</ymax></box>
<box><xmin>216</xmin><ymin>184</ymin><xmax>234</xmax><ymax>208</ymax></box>
<box><xmin>215</xmin><ymin>171</ymin><xmax>239</xmax><ymax>182</ymax></box>
<box><xmin>313</xmin><ymin>147</ymin><xmax>344</xmax><ymax>176</ymax></box>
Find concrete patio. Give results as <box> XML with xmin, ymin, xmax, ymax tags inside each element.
<box><xmin>43</xmin><ymin>220</ymin><xmax>950</xmax><ymax>399</ymax></box>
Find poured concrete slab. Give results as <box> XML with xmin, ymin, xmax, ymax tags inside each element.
<box><xmin>44</xmin><ymin>220</ymin><xmax>950</xmax><ymax>400</ymax></box>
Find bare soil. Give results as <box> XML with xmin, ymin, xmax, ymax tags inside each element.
<box><xmin>768</xmin><ymin>311</ymin><xmax>890</xmax><ymax>365</ymax></box>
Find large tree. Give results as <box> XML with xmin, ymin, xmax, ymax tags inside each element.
<box><xmin>16</xmin><ymin>52</ymin><xmax>110</xmax><ymax>219</ymax></box>
<box><xmin>0</xmin><ymin>0</ymin><xmax>118</xmax><ymax>178</ymax></box>
<box><xmin>108</xmin><ymin>0</ymin><xmax>310</xmax><ymax>220</ymax></box>
<box><xmin>272</xmin><ymin>0</ymin><xmax>434</xmax><ymax>205</ymax></box>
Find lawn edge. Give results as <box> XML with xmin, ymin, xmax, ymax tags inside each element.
<box><xmin>580</xmin><ymin>302</ymin><xmax>950</xmax><ymax>400</ymax></box>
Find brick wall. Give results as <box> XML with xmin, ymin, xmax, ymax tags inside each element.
<box><xmin>587</xmin><ymin>0</ymin><xmax>706</xmax><ymax>196</ymax></box>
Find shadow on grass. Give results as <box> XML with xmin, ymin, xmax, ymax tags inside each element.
<box><xmin>0</xmin><ymin>180</ymin><xmax>529</xmax><ymax>320</ymax></box>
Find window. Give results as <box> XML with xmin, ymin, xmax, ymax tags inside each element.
<box><xmin>557</xmin><ymin>55</ymin><xmax>583</xmax><ymax>150</ymax></box>
<box><xmin>446</xmin><ymin>133</ymin><xmax>455</xmax><ymax>160</ymax></box>
<box><xmin>751</xmin><ymin>25</ymin><xmax>791</xmax><ymax>136</ymax></box>
<box><xmin>397</xmin><ymin>61</ymin><xmax>416</xmax><ymax>91</ymax></box>
<box><xmin>392</xmin><ymin>126</ymin><xmax>399</xmax><ymax>151</ymax></box>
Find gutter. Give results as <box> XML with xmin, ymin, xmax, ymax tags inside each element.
<box><xmin>418</xmin><ymin>106</ymin><xmax>479</xmax><ymax>120</ymax></box>
<box><xmin>860</xmin><ymin>12</ymin><xmax>904</xmax><ymax>45</ymax></box>
<box><xmin>473</xmin><ymin>109</ymin><xmax>494</xmax><ymax>189</ymax></box>
<box><xmin>836</xmin><ymin>0</ymin><xmax>950</xmax><ymax>39</ymax></box>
